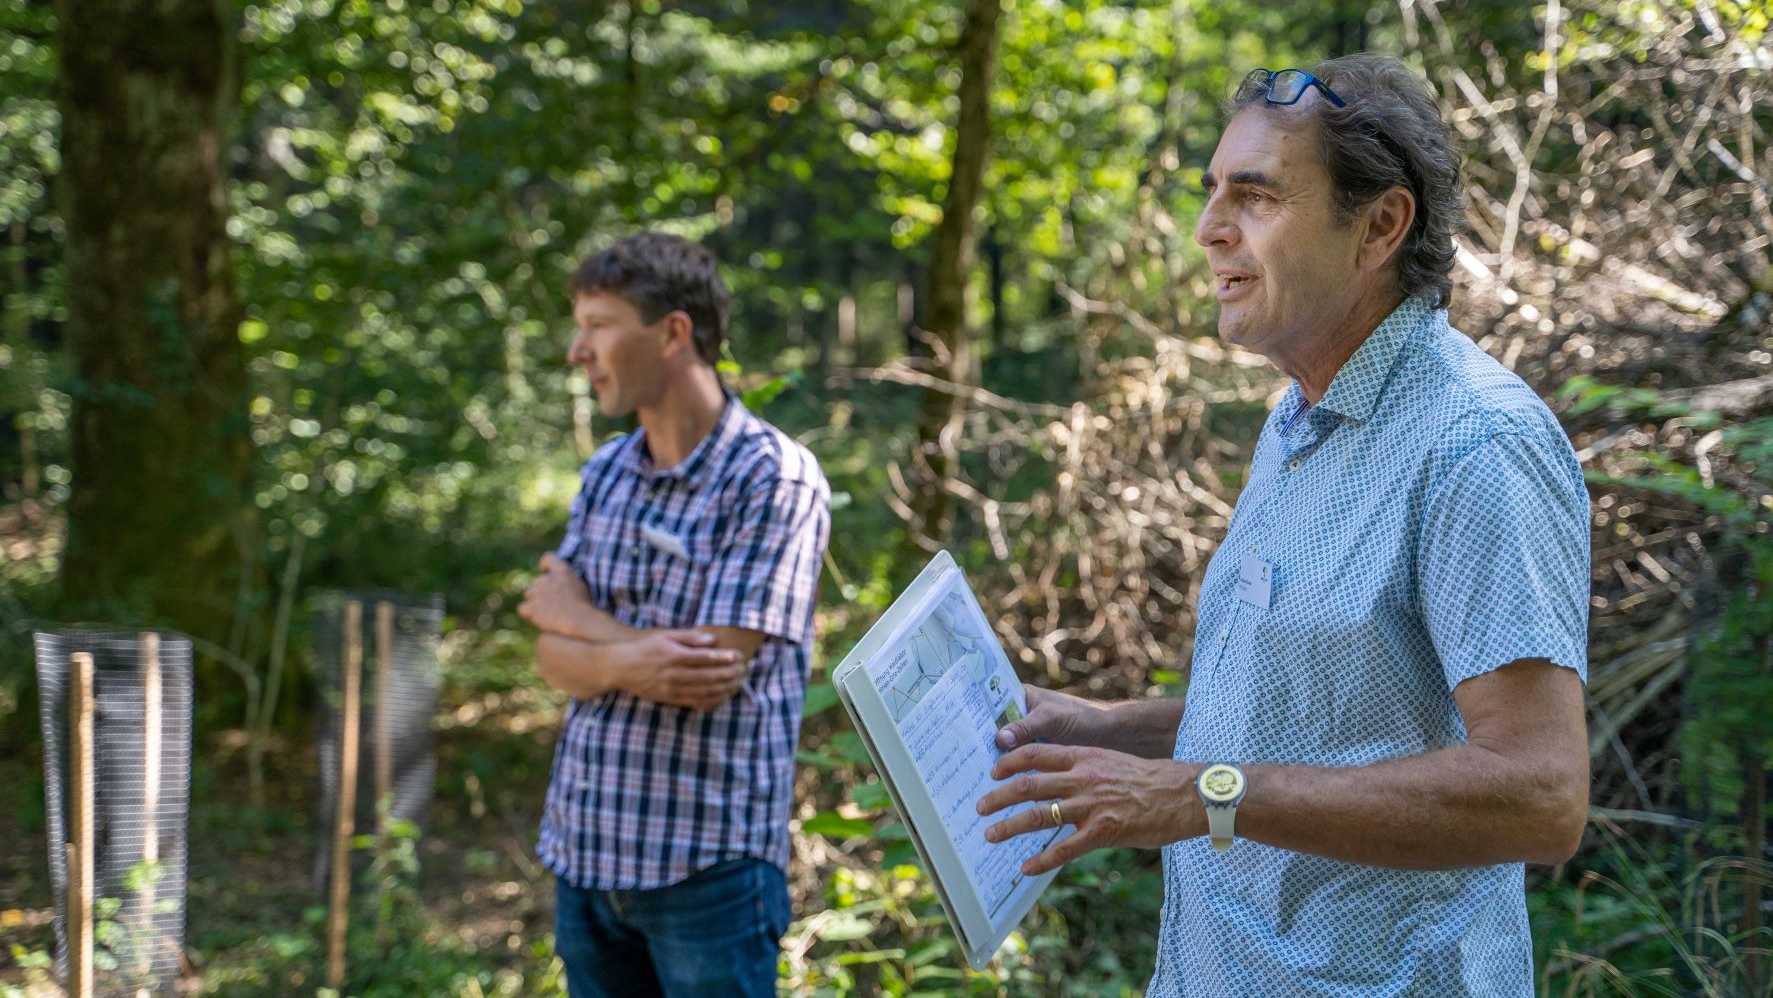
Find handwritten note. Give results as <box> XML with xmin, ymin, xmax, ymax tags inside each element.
<box><xmin>891</xmin><ymin>633</ymin><xmax>1060</xmax><ymax>917</ymax></box>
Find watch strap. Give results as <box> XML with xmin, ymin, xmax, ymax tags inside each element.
<box><xmin>1205</xmin><ymin>802</ymin><xmax>1236</xmax><ymax>851</ymax></box>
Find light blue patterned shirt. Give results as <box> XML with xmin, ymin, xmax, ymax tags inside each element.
<box><xmin>1152</xmin><ymin>297</ymin><xmax>1590</xmax><ymax>997</ymax></box>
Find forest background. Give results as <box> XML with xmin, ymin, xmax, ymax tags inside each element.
<box><xmin>1</xmin><ymin>0</ymin><xmax>1771</xmax><ymax>994</ymax></box>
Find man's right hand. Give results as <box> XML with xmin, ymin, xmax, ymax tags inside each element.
<box><xmin>996</xmin><ymin>684</ymin><xmax>1105</xmax><ymax>750</ymax></box>
<box><xmin>519</xmin><ymin>553</ymin><xmax>600</xmax><ymax>640</ymax></box>
<box><xmin>621</xmin><ymin>630</ymin><xmax>749</xmax><ymax>712</ymax></box>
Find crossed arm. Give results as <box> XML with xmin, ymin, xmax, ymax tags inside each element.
<box><xmin>519</xmin><ymin>553</ymin><xmax>765</xmax><ymax>711</ymax></box>
<box><xmin>977</xmin><ymin>658</ymin><xmax>1589</xmax><ymax>875</ymax></box>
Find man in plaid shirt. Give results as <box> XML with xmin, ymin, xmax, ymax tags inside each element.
<box><xmin>518</xmin><ymin>232</ymin><xmax>830</xmax><ymax>997</ymax></box>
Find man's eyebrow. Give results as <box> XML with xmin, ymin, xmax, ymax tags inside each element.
<box><xmin>1230</xmin><ymin>169</ymin><xmax>1282</xmax><ymax>189</ymax></box>
<box><xmin>1201</xmin><ymin>169</ymin><xmax>1283</xmax><ymax>193</ymax></box>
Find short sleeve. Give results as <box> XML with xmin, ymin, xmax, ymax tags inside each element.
<box><xmin>694</xmin><ymin>476</ymin><xmax>830</xmax><ymax>644</ymax></box>
<box><xmin>555</xmin><ymin>464</ymin><xmax>593</xmax><ymax>563</ymax></box>
<box><xmin>1417</xmin><ymin>430</ymin><xmax>1591</xmax><ymax>691</ymax></box>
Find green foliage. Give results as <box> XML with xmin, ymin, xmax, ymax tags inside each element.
<box><xmin>1558</xmin><ymin>374</ymin><xmax>1691</xmax><ymax>421</ymax></box>
<box><xmin>1</xmin><ymin>857</ymin><xmax>176</xmax><ymax>997</ymax></box>
<box><xmin>783</xmin><ymin>848</ymin><xmax>1162</xmax><ymax>995</ymax></box>
<box><xmin>1561</xmin><ymin>373</ymin><xmax>1771</xmax><ymax>993</ymax></box>
<box><xmin>2</xmin><ymin>0</ymin><xmax>1769</xmax><ymax>993</ymax></box>
<box><xmin>1570</xmin><ymin>377</ymin><xmax>1773</xmax><ymax>847</ymax></box>
<box><xmin>1683</xmin><ymin>542</ymin><xmax>1773</xmax><ymax>831</ymax></box>
<box><xmin>1534</xmin><ymin>827</ymin><xmax>1773</xmax><ymax>996</ymax></box>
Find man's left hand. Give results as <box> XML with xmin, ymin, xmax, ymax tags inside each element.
<box><xmin>519</xmin><ymin>553</ymin><xmax>597</xmax><ymax>639</ymax></box>
<box><xmin>976</xmin><ymin>744</ymin><xmax>1203</xmax><ymax>876</ymax></box>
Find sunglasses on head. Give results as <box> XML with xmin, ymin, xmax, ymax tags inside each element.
<box><xmin>1235</xmin><ymin>68</ymin><xmax>1346</xmax><ymax>108</ymax></box>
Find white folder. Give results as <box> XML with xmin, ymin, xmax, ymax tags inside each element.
<box><xmin>830</xmin><ymin>550</ymin><xmax>1063</xmax><ymax>971</ymax></box>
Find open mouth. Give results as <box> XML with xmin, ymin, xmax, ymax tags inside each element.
<box><xmin>1217</xmin><ymin>273</ymin><xmax>1257</xmax><ymax>296</ymax></box>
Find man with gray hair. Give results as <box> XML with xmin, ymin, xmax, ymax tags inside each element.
<box><xmin>978</xmin><ymin>54</ymin><xmax>1590</xmax><ymax>995</ymax></box>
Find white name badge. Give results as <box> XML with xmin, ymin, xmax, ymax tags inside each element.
<box><xmin>640</xmin><ymin>523</ymin><xmax>690</xmax><ymax>560</ymax></box>
<box><xmin>1236</xmin><ymin>554</ymin><xmax>1273</xmax><ymax>610</ymax></box>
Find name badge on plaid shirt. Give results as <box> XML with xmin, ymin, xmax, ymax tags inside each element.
<box><xmin>641</xmin><ymin>522</ymin><xmax>690</xmax><ymax>560</ymax></box>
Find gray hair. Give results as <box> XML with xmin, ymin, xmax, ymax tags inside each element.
<box><xmin>1231</xmin><ymin>53</ymin><xmax>1463</xmax><ymax>310</ymax></box>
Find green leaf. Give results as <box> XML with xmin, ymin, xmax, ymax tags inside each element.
<box><xmin>739</xmin><ymin>370</ymin><xmax>801</xmax><ymax>410</ymax></box>
<box><xmin>831</xmin><ymin>730</ymin><xmax>873</xmax><ymax>766</ymax></box>
<box><xmin>1569</xmin><ymin>383</ymin><xmax>1620</xmax><ymax>415</ymax></box>
<box><xmin>882</xmin><ymin>841</ymin><xmax>921</xmax><ymax>868</ymax></box>
<box><xmin>124</xmin><ymin>858</ymin><xmax>164</xmax><ymax>893</ymax></box>
<box><xmin>907</xmin><ymin>937</ymin><xmax>956</xmax><ymax>967</ymax></box>
<box><xmin>835</xmin><ymin>948</ymin><xmax>907</xmax><ymax>965</ymax></box>
<box><xmin>848</xmin><ymin>779</ymin><xmax>892</xmax><ymax>812</ymax></box>
<box><xmin>266</xmin><ymin>932</ymin><xmax>315</xmax><ymax>959</ymax></box>
<box><xmin>802</xmin><ymin>811</ymin><xmax>875</xmax><ymax>839</ymax></box>
<box><xmin>802</xmin><ymin>680</ymin><xmax>840</xmax><ymax>718</ymax></box>
<box><xmin>813</xmin><ymin>910</ymin><xmax>876</xmax><ymax>942</ymax></box>
<box><xmin>794</xmin><ymin>748</ymin><xmax>848</xmax><ymax>771</ymax></box>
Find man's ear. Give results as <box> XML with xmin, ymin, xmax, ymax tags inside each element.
<box><xmin>1358</xmin><ymin>186</ymin><xmax>1416</xmax><ymax>277</ymax></box>
<box><xmin>658</xmin><ymin>310</ymin><xmax>697</xmax><ymax>362</ymax></box>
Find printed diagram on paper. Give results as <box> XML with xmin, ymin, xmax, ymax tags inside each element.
<box><xmin>877</xmin><ymin>590</ymin><xmax>1001</xmax><ymax>723</ymax></box>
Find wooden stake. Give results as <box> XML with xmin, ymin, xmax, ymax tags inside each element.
<box><xmin>138</xmin><ymin>632</ymin><xmax>161</xmax><ymax>992</ymax></box>
<box><xmin>326</xmin><ymin>602</ymin><xmax>363</xmax><ymax>989</ymax></box>
<box><xmin>1745</xmin><ymin>740</ymin><xmax>1765</xmax><ymax>994</ymax></box>
<box><xmin>375</xmin><ymin>601</ymin><xmax>394</xmax><ymax>836</ymax></box>
<box><xmin>67</xmin><ymin>651</ymin><xmax>94</xmax><ymax>998</ymax></box>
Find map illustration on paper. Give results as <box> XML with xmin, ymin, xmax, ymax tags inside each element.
<box><xmin>878</xmin><ymin>591</ymin><xmax>999</xmax><ymax>722</ymax></box>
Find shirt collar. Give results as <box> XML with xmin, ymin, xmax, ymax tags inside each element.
<box><xmin>1310</xmin><ymin>295</ymin><xmax>1437</xmax><ymax>425</ymax></box>
<box><xmin>1276</xmin><ymin>382</ymin><xmax>1312</xmax><ymax>438</ymax></box>
<box><xmin>620</xmin><ymin>391</ymin><xmax>748</xmax><ymax>489</ymax></box>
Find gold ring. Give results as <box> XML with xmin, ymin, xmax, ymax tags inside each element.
<box><xmin>1049</xmin><ymin>801</ymin><xmax>1064</xmax><ymax>827</ymax></box>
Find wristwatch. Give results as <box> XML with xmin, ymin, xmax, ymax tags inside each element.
<box><xmin>1196</xmin><ymin>763</ymin><xmax>1247</xmax><ymax>851</ymax></box>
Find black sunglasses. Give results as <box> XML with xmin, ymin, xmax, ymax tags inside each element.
<box><xmin>1235</xmin><ymin>68</ymin><xmax>1346</xmax><ymax>108</ymax></box>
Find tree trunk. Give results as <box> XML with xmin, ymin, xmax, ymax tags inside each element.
<box><xmin>898</xmin><ymin>260</ymin><xmax>921</xmax><ymax>358</ymax></box>
<box><xmin>1744</xmin><ymin>743</ymin><xmax>1764</xmax><ymax>993</ymax></box>
<box><xmin>55</xmin><ymin>0</ymin><xmax>252</xmax><ymax>646</ymax></box>
<box><xmin>1747</xmin><ymin>629</ymin><xmax>1769</xmax><ymax>994</ymax></box>
<box><xmin>5</xmin><ymin>221</ymin><xmax>39</xmax><ymax>498</ymax></box>
<box><xmin>622</xmin><ymin>1</ymin><xmax>641</xmax><ymax>220</ymax></box>
<box><xmin>1157</xmin><ymin>0</ymin><xmax>1190</xmax><ymax>338</ymax></box>
<box><xmin>985</xmin><ymin>221</ymin><xmax>1006</xmax><ymax>352</ymax></box>
<box><xmin>901</xmin><ymin>0</ymin><xmax>1002</xmax><ymax>567</ymax></box>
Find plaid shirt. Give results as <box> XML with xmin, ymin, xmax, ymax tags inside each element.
<box><xmin>537</xmin><ymin>397</ymin><xmax>830</xmax><ymax>890</ymax></box>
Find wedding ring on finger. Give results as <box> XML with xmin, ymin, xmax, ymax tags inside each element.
<box><xmin>1049</xmin><ymin>800</ymin><xmax>1064</xmax><ymax>828</ymax></box>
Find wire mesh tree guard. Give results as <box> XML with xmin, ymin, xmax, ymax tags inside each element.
<box><xmin>34</xmin><ymin>628</ymin><xmax>193</xmax><ymax>998</ymax></box>
<box><xmin>308</xmin><ymin>590</ymin><xmax>443</xmax><ymax>986</ymax></box>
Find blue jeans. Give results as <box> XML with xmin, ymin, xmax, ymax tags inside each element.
<box><xmin>553</xmin><ymin>859</ymin><xmax>790</xmax><ymax>997</ymax></box>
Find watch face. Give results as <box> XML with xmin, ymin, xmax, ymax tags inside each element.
<box><xmin>1200</xmin><ymin>764</ymin><xmax>1244</xmax><ymax>802</ymax></box>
